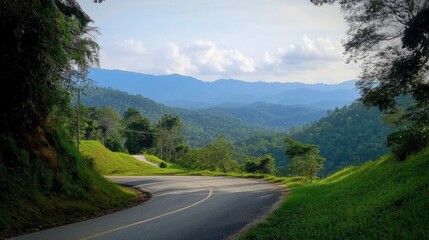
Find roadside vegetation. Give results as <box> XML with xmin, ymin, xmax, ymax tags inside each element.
<box><xmin>0</xmin><ymin>1</ymin><xmax>138</xmax><ymax>238</ymax></box>
<box><xmin>76</xmin><ymin>129</ymin><xmax>429</xmax><ymax>239</ymax></box>
<box><xmin>240</xmin><ymin>147</ymin><xmax>429</xmax><ymax>239</ymax></box>
<box><xmin>0</xmin><ymin>131</ymin><xmax>136</xmax><ymax>238</ymax></box>
<box><xmin>80</xmin><ymin>141</ymin><xmax>189</xmax><ymax>175</ymax></box>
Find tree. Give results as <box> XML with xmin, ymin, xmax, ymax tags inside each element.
<box><xmin>123</xmin><ymin>108</ymin><xmax>143</xmax><ymax>125</ymax></box>
<box><xmin>285</xmin><ymin>137</ymin><xmax>325</xmax><ymax>179</ymax></box>
<box><xmin>180</xmin><ymin>135</ymin><xmax>239</xmax><ymax>172</ymax></box>
<box><xmin>123</xmin><ymin>109</ymin><xmax>154</xmax><ymax>154</ymax></box>
<box><xmin>155</xmin><ymin>114</ymin><xmax>183</xmax><ymax>161</ymax></box>
<box><xmin>244</xmin><ymin>155</ymin><xmax>276</xmax><ymax>175</ymax></box>
<box><xmin>1</xmin><ymin>0</ymin><xmax>86</xmax><ymax>132</ymax></box>
<box><xmin>310</xmin><ymin>0</ymin><xmax>429</xmax><ymax>158</ymax></box>
<box><xmin>98</xmin><ymin>106</ymin><xmax>121</xmax><ymax>141</ymax></box>
<box><xmin>205</xmin><ymin>135</ymin><xmax>238</xmax><ymax>173</ymax></box>
<box><xmin>65</xmin><ymin>12</ymin><xmax>100</xmax><ymax>149</ymax></box>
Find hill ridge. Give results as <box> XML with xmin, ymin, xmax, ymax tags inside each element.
<box><xmin>89</xmin><ymin>68</ymin><xmax>359</xmax><ymax>109</ymax></box>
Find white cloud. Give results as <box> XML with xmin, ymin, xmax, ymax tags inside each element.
<box><xmin>184</xmin><ymin>40</ymin><xmax>256</xmax><ymax>75</ymax></box>
<box><xmin>101</xmin><ymin>39</ymin><xmax>255</xmax><ymax>77</ymax></box>
<box><xmin>112</xmin><ymin>39</ymin><xmax>146</xmax><ymax>55</ymax></box>
<box><xmin>99</xmin><ymin>36</ymin><xmax>358</xmax><ymax>83</ymax></box>
<box><xmin>282</xmin><ymin>35</ymin><xmax>342</xmax><ymax>66</ymax></box>
<box><xmin>255</xmin><ymin>35</ymin><xmax>353</xmax><ymax>82</ymax></box>
<box><xmin>154</xmin><ymin>43</ymin><xmax>197</xmax><ymax>75</ymax></box>
<box><xmin>261</xmin><ymin>35</ymin><xmax>343</xmax><ymax>71</ymax></box>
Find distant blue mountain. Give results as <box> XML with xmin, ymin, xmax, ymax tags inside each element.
<box><xmin>89</xmin><ymin>68</ymin><xmax>359</xmax><ymax>109</ymax></box>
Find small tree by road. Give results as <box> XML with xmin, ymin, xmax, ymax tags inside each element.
<box><xmin>285</xmin><ymin>137</ymin><xmax>325</xmax><ymax>179</ymax></box>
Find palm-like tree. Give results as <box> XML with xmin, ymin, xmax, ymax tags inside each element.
<box><xmin>61</xmin><ymin>0</ymin><xmax>101</xmax><ymax>149</ymax></box>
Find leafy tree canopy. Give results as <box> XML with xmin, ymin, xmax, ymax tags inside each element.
<box><xmin>285</xmin><ymin>137</ymin><xmax>325</xmax><ymax>178</ymax></box>
<box><xmin>311</xmin><ymin>0</ymin><xmax>428</xmax><ymax>112</ymax></box>
<box><xmin>311</xmin><ymin>0</ymin><xmax>429</xmax><ymax>158</ymax></box>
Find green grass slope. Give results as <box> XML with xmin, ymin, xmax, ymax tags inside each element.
<box><xmin>241</xmin><ymin>148</ymin><xmax>429</xmax><ymax>239</ymax></box>
<box><xmin>80</xmin><ymin>141</ymin><xmax>188</xmax><ymax>175</ymax></box>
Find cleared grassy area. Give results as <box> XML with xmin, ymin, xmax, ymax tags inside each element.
<box><xmin>80</xmin><ymin>141</ymin><xmax>189</xmax><ymax>175</ymax></box>
<box><xmin>240</xmin><ymin>147</ymin><xmax>429</xmax><ymax>239</ymax></box>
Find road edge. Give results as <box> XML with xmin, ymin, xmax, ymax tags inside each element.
<box><xmin>7</xmin><ymin>183</ymin><xmax>151</xmax><ymax>239</ymax></box>
<box><xmin>226</xmin><ymin>180</ymin><xmax>289</xmax><ymax>240</ymax></box>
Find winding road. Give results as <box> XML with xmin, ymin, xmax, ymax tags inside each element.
<box><xmin>12</xmin><ymin>176</ymin><xmax>282</xmax><ymax>240</ymax></box>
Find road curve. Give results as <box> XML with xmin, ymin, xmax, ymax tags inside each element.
<box><xmin>12</xmin><ymin>176</ymin><xmax>282</xmax><ymax>240</ymax></box>
<box><xmin>132</xmin><ymin>155</ymin><xmax>159</xmax><ymax>167</ymax></box>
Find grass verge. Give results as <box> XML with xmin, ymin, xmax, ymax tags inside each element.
<box><xmin>239</xmin><ymin>147</ymin><xmax>429</xmax><ymax>239</ymax></box>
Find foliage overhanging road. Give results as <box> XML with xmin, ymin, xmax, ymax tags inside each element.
<box><xmin>13</xmin><ymin>176</ymin><xmax>282</xmax><ymax>240</ymax></box>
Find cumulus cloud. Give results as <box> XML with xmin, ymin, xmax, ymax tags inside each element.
<box><xmin>99</xmin><ymin>36</ymin><xmax>357</xmax><ymax>83</ymax></box>
<box><xmin>282</xmin><ymin>35</ymin><xmax>342</xmax><ymax>66</ymax></box>
<box><xmin>154</xmin><ymin>43</ymin><xmax>197</xmax><ymax>75</ymax></box>
<box><xmin>261</xmin><ymin>35</ymin><xmax>343</xmax><ymax>72</ymax></box>
<box><xmin>185</xmin><ymin>40</ymin><xmax>255</xmax><ymax>75</ymax></box>
<box><xmin>101</xmin><ymin>39</ymin><xmax>255</xmax><ymax>77</ymax></box>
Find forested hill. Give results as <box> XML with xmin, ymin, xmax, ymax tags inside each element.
<box><xmin>234</xmin><ymin>101</ymin><xmax>393</xmax><ymax>175</ymax></box>
<box><xmin>290</xmin><ymin>101</ymin><xmax>393</xmax><ymax>175</ymax></box>
<box><xmin>80</xmin><ymin>87</ymin><xmax>273</xmax><ymax>147</ymax></box>
<box><xmin>201</xmin><ymin>102</ymin><xmax>326</xmax><ymax>128</ymax></box>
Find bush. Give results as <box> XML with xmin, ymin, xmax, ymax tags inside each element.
<box><xmin>387</xmin><ymin>125</ymin><xmax>429</xmax><ymax>160</ymax></box>
<box><xmin>104</xmin><ymin>138</ymin><xmax>125</xmax><ymax>152</ymax></box>
<box><xmin>285</xmin><ymin>138</ymin><xmax>325</xmax><ymax>179</ymax></box>
<box><xmin>244</xmin><ymin>155</ymin><xmax>276</xmax><ymax>175</ymax></box>
<box><xmin>159</xmin><ymin>162</ymin><xmax>168</xmax><ymax>168</ymax></box>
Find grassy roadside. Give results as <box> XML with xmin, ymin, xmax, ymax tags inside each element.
<box><xmin>239</xmin><ymin>148</ymin><xmax>429</xmax><ymax>239</ymax></box>
<box><xmin>80</xmin><ymin>141</ymin><xmax>189</xmax><ymax>175</ymax></box>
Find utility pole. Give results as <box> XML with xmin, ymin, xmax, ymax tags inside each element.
<box><xmin>77</xmin><ymin>87</ymin><xmax>80</xmax><ymax>150</ymax></box>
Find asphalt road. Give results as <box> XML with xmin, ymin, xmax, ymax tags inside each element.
<box><xmin>132</xmin><ymin>155</ymin><xmax>159</xmax><ymax>167</ymax></box>
<box><xmin>12</xmin><ymin>176</ymin><xmax>282</xmax><ymax>240</ymax></box>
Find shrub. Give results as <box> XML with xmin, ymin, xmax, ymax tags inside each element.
<box><xmin>387</xmin><ymin>125</ymin><xmax>429</xmax><ymax>160</ymax></box>
<box><xmin>159</xmin><ymin>162</ymin><xmax>168</xmax><ymax>168</ymax></box>
<box><xmin>244</xmin><ymin>155</ymin><xmax>276</xmax><ymax>175</ymax></box>
<box><xmin>104</xmin><ymin>138</ymin><xmax>125</xmax><ymax>152</ymax></box>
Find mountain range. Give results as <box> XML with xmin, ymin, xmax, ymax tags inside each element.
<box><xmin>88</xmin><ymin>69</ymin><xmax>359</xmax><ymax>110</ymax></box>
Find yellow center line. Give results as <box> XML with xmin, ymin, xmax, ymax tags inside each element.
<box><xmin>80</xmin><ymin>188</ymin><xmax>214</xmax><ymax>240</ymax></box>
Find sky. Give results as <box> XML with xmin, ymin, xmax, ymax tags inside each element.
<box><xmin>77</xmin><ymin>0</ymin><xmax>360</xmax><ymax>84</ymax></box>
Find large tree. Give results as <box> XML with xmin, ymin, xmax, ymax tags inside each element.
<box><xmin>123</xmin><ymin>108</ymin><xmax>154</xmax><ymax>154</ymax></box>
<box><xmin>0</xmin><ymin>0</ymin><xmax>98</xmax><ymax>133</ymax></box>
<box><xmin>155</xmin><ymin>114</ymin><xmax>183</xmax><ymax>161</ymax></box>
<box><xmin>285</xmin><ymin>138</ymin><xmax>325</xmax><ymax>179</ymax></box>
<box><xmin>311</xmin><ymin>0</ymin><xmax>429</xmax><ymax>158</ymax></box>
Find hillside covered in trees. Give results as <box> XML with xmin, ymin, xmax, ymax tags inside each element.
<box><xmin>290</xmin><ymin>102</ymin><xmax>393</xmax><ymax>174</ymax></box>
<box><xmin>235</xmin><ymin>101</ymin><xmax>393</xmax><ymax>175</ymax></box>
<box><xmin>81</xmin><ymin>84</ymin><xmax>393</xmax><ymax>176</ymax></box>
<box><xmin>80</xmin><ymin>87</ymin><xmax>283</xmax><ymax>147</ymax></box>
